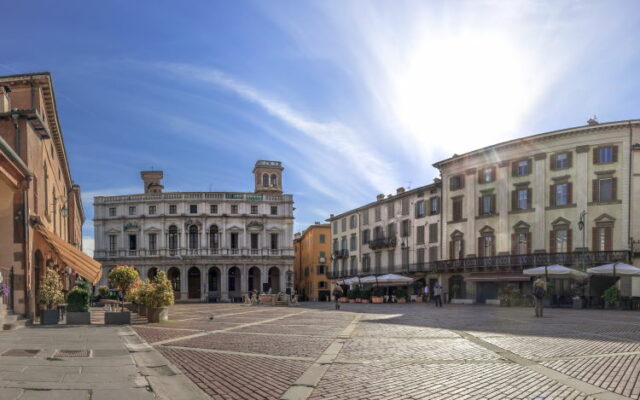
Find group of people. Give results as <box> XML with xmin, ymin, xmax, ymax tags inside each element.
<box><xmin>422</xmin><ymin>284</ymin><xmax>444</xmax><ymax>307</ymax></box>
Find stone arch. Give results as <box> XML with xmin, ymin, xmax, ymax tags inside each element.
<box><xmin>228</xmin><ymin>267</ymin><xmax>241</xmax><ymax>300</ymax></box>
<box><xmin>167</xmin><ymin>267</ymin><xmax>181</xmax><ymax>297</ymax></box>
<box><xmin>147</xmin><ymin>267</ymin><xmax>158</xmax><ymax>281</ymax></box>
<box><xmin>268</xmin><ymin>267</ymin><xmax>281</xmax><ymax>292</ymax></box>
<box><xmin>270</xmin><ymin>173</ymin><xmax>277</xmax><ymax>187</ymax></box>
<box><xmin>187</xmin><ymin>267</ymin><xmax>201</xmax><ymax>299</ymax></box>
<box><xmin>248</xmin><ymin>266</ymin><xmax>261</xmax><ymax>292</ymax></box>
<box><xmin>262</xmin><ymin>173</ymin><xmax>269</xmax><ymax>187</ymax></box>
<box><xmin>449</xmin><ymin>275</ymin><xmax>466</xmax><ymax>299</ymax></box>
<box><xmin>208</xmin><ymin>267</ymin><xmax>221</xmax><ymax>294</ymax></box>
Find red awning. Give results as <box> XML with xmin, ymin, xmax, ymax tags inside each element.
<box><xmin>466</xmin><ymin>273</ymin><xmax>530</xmax><ymax>282</ymax></box>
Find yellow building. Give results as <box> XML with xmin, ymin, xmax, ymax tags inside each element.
<box><xmin>294</xmin><ymin>223</ymin><xmax>331</xmax><ymax>301</ymax></box>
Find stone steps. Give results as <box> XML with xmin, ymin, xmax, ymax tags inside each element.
<box><xmin>0</xmin><ymin>303</ymin><xmax>29</xmax><ymax>330</ymax></box>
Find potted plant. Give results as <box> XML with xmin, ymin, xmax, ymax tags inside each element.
<box><xmin>106</xmin><ymin>265</ymin><xmax>139</xmax><ymax>324</ymax></box>
<box><xmin>141</xmin><ymin>272</ymin><xmax>175</xmax><ymax>323</ymax></box>
<box><xmin>361</xmin><ymin>289</ymin><xmax>371</xmax><ymax>304</ymax></box>
<box><xmin>354</xmin><ymin>288</ymin><xmax>362</xmax><ymax>303</ymax></box>
<box><xmin>38</xmin><ymin>268</ymin><xmax>64</xmax><ymax>325</ymax></box>
<box><xmin>347</xmin><ymin>289</ymin><xmax>357</xmax><ymax>303</ymax></box>
<box><xmin>603</xmin><ymin>285</ymin><xmax>620</xmax><ymax>309</ymax></box>
<box><xmin>66</xmin><ymin>287</ymin><xmax>91</xmax><ymax>324</ymax></box>
<box><xmin>371</xmin><ymin>287</ymin><xmax>384</xmax><ymax>303</ymax></box>
<box><xmin>396</xmin><ymin>287</ymin><xmax>407</xmax><ymax>304</ymax></box>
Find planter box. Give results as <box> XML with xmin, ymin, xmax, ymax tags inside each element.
<box><xmin>105</xmin><ymin>311</ymin><xmax>131</xmax><ymax>325</ymax></box>
<box><xmin>371</xmin><ymin>297</ymin><xmax>384</xmax><ymax>304</ymax></box>
<box><xmin>450</xmin><ymin>298</ymin><xmax>474</xmax><ymax>305</ymax></box>
<box><xmin>361</xmin><ymin>299</ymin><xmax>370</xmax><ymax>304</ymax></box>
<box><xmin>66</xmin><ymin>312</ymin><xmax>91</xmax><ymax>325</ymax></box>
<box><xmin>397</xmin><ymin>298</ymin><xmax>407</xmax><ymax>304</ymax></box>
<box><xmin>355</xmin><ymin>298</ymin><xmax>362</xmax><ymax>303</ymax></box>
<box><xmin>147</xmin><ymin>307</ymin><xmax>169</xmax><ymax>323</ymax></box>
<box><xmin>41</xmin><ymin>309</ymin><xmax>59</xmax><ymax>325</ymax></box>
<box><xmin>339</xmin><ymin>297</ymin><xmax>348</xmax><ymax>303</ymax></box>
<box><xmin>485</xmin><ymin>299</ymin><xmax>500</xmax><ymax>306</ymax></box>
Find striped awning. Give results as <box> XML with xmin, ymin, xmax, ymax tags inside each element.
<box><xmin>34</xmin><ymin>223</ymin><xmax>102</xmax><ymax>284</ymax></box>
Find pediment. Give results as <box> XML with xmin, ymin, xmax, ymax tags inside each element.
<box><xmin>551</xmin><ymin>217</ymin><xmax>571</xmax><ymax>227</ymax></box>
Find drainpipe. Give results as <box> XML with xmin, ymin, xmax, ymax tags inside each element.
<box><xmin>629</xmin><ymin>122</ymin><xmax>633</xmax><ymax>260</ymax></box>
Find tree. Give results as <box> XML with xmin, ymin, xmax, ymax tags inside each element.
<box><xmin>142</xmin><ymin>271</ymin><xmax>175</xmax><ymax>308</ymax></box>
<box><xmin>39</xmin><ymin>268</ymin><xmax>64</xmax><ymax>310</ymax></box>
<box><xmin>108</xmin><ymin>265</ymin><xmax>140</xmax><ymax>311</ymax></box>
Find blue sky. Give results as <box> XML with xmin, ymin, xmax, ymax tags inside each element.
<box><xmin>2</xmin><ymin>1</ymin><xmax>640</xmax><ymax>255</ymax></box>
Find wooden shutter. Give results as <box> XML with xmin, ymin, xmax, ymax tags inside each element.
<box><xmin>612</xmin><ymin>146</ymin><xmax>618</xmax><ymax>162</ymax></box>
<box><xmin>449</xmin><ymin>177</ymin><xmax>455</xmax><ymax>191</ymax></box>
<box><xmin>567</xmin><ymin>229</ymin><xmax>573</xmax><ymax>252</ymax></box>
<box><xmin>491</xmin><ymin>194</ymin><xmax>496</xmax><ymax>213</ymax></box>
<box><xmin>592</xmin><ymin>179</ymin><xmax>599</xmax><ymax>202</ymax></box>
<box><xmin>550</xmin><ymin>154</ymin><xmax>557</xmax><ymax>171</ymax></box>
<box><xmin>567</xmin><ymin>182</ymin><xmax>573</xmax><ymax>204</ymax></box>
<box><xmin>33</xmin><ymin>176</ymin><xmax>38</xmax><ymax>214</ymax></box>
<box><xmin>478</xmin><ymin>170</ymin><xmax>483</xmax><ymax>184</ymax></box>
<box><xmin>491</xmin><ymin>167</ymin><xmax>496</xmax><ymax>182</ymax></box>
<box><xmin>449</xmin><ymin>241</ymin><xmax>454</xmax><ymax>259</ymax></box>
<box><xmin>593</xmin><ymin>147</ymin><xmax>600</xmax><ymax>164</ymax></box>
<box><xmin>526</xmin><ymin>188</ymin><xmax>532</xmax><ymax>209</ymax></box>
<box><xmin>592</xmin><ymin>227</ymin><xmax>598</xmax><ymax>251</ymax></box>
<box><xmin>550</xmin><ymin>184</ymin><xmax>556</xmax><ymax>207</ymax></box>
<box><xmin>511</xmin><ymin>162</ymin><xmax>517</xmax><ymax>177</ymax></box>
<box><xmin>526</xmin><ymin>159</ymin><xmax>532</xmax><ymax>175</ymax></box>
<box><xmin>478</xmin><ymin>237</ymin><xmax>484</xmax><ymax>257</ymax></box>
<box><xmin>460</xmin><ymin>175</ymin><xmax>465</xmax><ymax>190</ymax></box>
<box><xmin>549</xmin><ymin>230</ymin><xmax>556</xmax><ymax>253</ymax></box>
<box><xmin>478</xmin><ymin>197</ymin><xmax>483</xmax><ymax>216</ymax></box>
<box><xmin>605</xmin><ymin>227</ymin><xmax>613</xmax><ymax>251</ymax></box>
<box><xmin>511</xmin><ymin>190</ymin><xmax>517</xmax><ymax>210</ymax></box>
<box><xmin>526</xmin><ymin>232</ymin><xmax>532</xmax><ymax>254</ymax></box>
<box><xmin>567</xmin><ymin>151</ymin><xmax>573</xmax><ymax>168</ymax></box>
<box><xmin>612</xmin><ymin>178</ymin><xmax>617</xmax><ymax>201</ymax></box>
<box><xmin>460</xmin><ymin>239</ymin><xmax>465</xmax><ymax>258</ymax></box>
<box><xmin>511</xmin><ymin>233</ymin><xmax>517</xmax><ymax>254</ymax></box>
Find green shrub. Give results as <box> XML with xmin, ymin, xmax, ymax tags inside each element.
<box><xmin>75</xmin><ymin>279</ymin><xmax>91</xmax><ymax>292</ymax></box>
<box><xmin>97</xmin><ymin>285</ymin><xmax>110</xmax><ymax>298</ymax></box>
<box><xmin>67</xmin><ymin>288</ymin><xmax>90</xmax><ymax>312</ymax></box>
<box><xmin>361</xmin><ymin>289</ymin><xmax>371</xmax><ymax>299</ymax></box>
<box><xmin>140</xmin><ymin>272</ymin><xmax>175</xmax><ymax>308</ymax></box>
<box><xmin>395</xmin><ymin>287</ymin><xmax>407</xmax><ymax>299</ymax></box>
<box><xmin>39</xmin><ymin>268</ymin><xmax>64</xmax><ymax>310</ymax></box>
<box><xmin>603</xmin><ymin>285</ymin><xmax>620</xmax><ymax>304</ymax></box>
<box><xmin>347</xmin><ymin>289</ymin><xmax>357</xmax><ymax>299</ymax></box>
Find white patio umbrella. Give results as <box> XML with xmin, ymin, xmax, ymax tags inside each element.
<box><xmin>374</xmin><ymin>274</ymin><xmax>415</xmax><ymax>285</ymax></box>
<box><xmin>338</xmin><ymin>277</ymin><xmax>361</xmax><ymax>285</ymax></box>
<box><xmin>523</xmin><ymin>265</ymin><xmax>588</xmax><ymax>280</ymax></box>
<box><xmin>587</xmin><ymin>262</ymin><xmax>640</xmax><ymax>278</ymax></box>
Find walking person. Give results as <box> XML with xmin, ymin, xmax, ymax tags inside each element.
<box><xmin>423</xmin><ymin>284</ymin><xmax>430</xmax><ymax>303</ymax></box>
<box><xmin>434</xmin><ymin>284</ymin><xmax>443</xmax><ymax>307</ymax></box>
<box><xmin>532</xmin><ymin>278</ymin><xmax>547</xmax><ymax>317</ymax></box>
<box><xmin>332</xmin><ymin>283</ymin><xmax>344</xmax><ymax>310</ymax></box>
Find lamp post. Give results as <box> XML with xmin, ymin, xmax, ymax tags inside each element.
<box><xmin>578</xmin><ymin>210</ymin><xmax>587</xmax><ymax>271</ymax></box>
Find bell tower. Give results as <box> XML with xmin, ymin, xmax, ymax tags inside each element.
<box><xmin>253</xmin><ymin>160</ymin><xmax>283</xmax><ymax>194</ymax></box>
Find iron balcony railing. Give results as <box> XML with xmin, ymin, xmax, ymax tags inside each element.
<box><xmin>368</xmin><ymin>236</ymin><xmax>397</xmax><ymax>250</ymax></box>
<box><xmin>327</xmin><ymin>250</ymin><xmax>630</xmax><ymax>279</ymax></box>
<box><xmin>95</xmin><ymin>247</ymin><xmax>295</xmax><ymax>259</ymax></box>
<box><xmin>332</xmin><ymin>249</ymin><xmax>350</xmax><ymax>259</ymax></box>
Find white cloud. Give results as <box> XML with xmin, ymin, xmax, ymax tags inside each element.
<box><xmin>82</xmin><ymin>236</ymin><xmax>94</xmax><ymax>258</ymax></box>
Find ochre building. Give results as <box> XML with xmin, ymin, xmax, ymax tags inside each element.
<box><xmin>294</xmin><ymin>223</ymin><xmax>331</xmax><ymax>301</ymax></box>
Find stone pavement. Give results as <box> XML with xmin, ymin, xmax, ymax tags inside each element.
<box><xmin>0</xmin><ymin>322</ymin><xmax>207</xmax><ymax>400</ymax></box>
<box><xmin>132</xmin><ymin>303</ymin><xmax>640</xmax><ymax>400</ymax></box>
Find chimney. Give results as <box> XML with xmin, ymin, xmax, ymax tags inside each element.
<box><xmin>141</xmin><ymin>171</ymin><xmax>164</xmax><ymax>194</ymax></box>
<box><xmin>587</xmin><ymin>116</ymin><xmax>599</xmax><ymax>126</ymax></box>
<box><xmin>396</xmin><ymin>187</ymin><xmax>405</xmax><ymax>195</ymax></box>
<box><xmin>376</xmin><ymin>194</ymin><xmax>384</xmax><ymax>201</ymax></box>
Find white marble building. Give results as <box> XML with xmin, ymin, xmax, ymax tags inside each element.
<box><xmin>93</xmin><ymin>161</ymin><xmax>295</xmax><ymax>302</ymax></box>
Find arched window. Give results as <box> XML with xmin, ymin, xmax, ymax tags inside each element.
<box><xmin>270</xmin><ymin>174</ymin><xmax>277</xmax><ymax>187</ymax></box>
<box><xmin>168</xmin><ymin>225</ymin><xmax>178</xmax><ymax>250</ymax></box>
<box><xmin>188</xmin><ymin>225</ymin><xmax>199</xmax><ymax>249</ymax></box>
<box><xmin>262</xmin><ymin>173</ymin><xmax>269</xmax><ymax>187</ymax></box>
<box><xmin>209</xmin><ymin>225</ymin><xmax>219</xmax><ymax>249</ymax></box>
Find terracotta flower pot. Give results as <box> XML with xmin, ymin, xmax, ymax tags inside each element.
<box><xmin>339</xmin><ymin>297</ymin><xmax>348</xmax><ymax>303</ymax></box>
<box><xmin>361</xmin><ymin>299</ymin><xmax>370</xmax><ymax>304</ymax></box>
<box><xmin>397</xmin><ymin>298</ymin><xmax>407</xmax><ymax>304</ymax></box>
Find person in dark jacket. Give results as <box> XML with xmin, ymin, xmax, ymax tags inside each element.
<box><xmin>332</xmin><ymin>283</ymin><xmax>344</xmax><ymax>310</ymax></box>
<box><xmin>533</xmin><ymin>278</ymin><xmax>547</xmax><ymax>317</ymax></box>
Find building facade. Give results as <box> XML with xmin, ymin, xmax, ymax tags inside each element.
<box><xmin>294</xmin><ymin>223</ymin><xmax>331</xmax><ymax>301</ymax></box>
<box><xmin>433</xmin><ymin>119</ymin><xmax>640</xmax><ymax>303</ymax></box>
<box><xmin>328</xmin><ymin>183</ymin><xmax>442</xmax><ymax>282</ymax></box>
<box><xmin>0</xmin><ymin>73</ymin><xmax>97</xmax><ymax>319</ymax></box>
<box><xmin>93</xmin><ymin>161</ymin><xmax>295</xmax><ymax>302</ymax></box>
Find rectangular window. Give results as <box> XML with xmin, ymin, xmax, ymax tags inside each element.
<box><xmin>417</xmin><ymin>225</ymin><xmax>425</xmax><ymax>244</ymax></box>
<box><xmin>401</xmin><ymin>220</ymin><xmax>410</xmax><ymax>237</ymax></box>
<box><xmin>319</xmin><ymin>234</ymin><xmax>326</xmax><ymax>244</ymax></box>
<box><xmin>375</xmin><ymin>206</ymin><xmax>381</xmax><ymax>222</ymax></box>
<box><xmin>387</xmin><ymin>250</ymin><xmax>395</xmax><ymax>269</ymax></box>
<box><xmin>350</xmin><ymin>234</ymin><xmax>357</xmax><ymax>251</ymax></box>
<box><xmin>362</xmin><ymin>254</ymin><xmax>370</xmax><ymax>272</ymax></box>
<box><xmin>429</xmin><ymin>246</ymin><xmax>438</xmax><ymax>262</ymax></box>
<box><xmin>169</xmin><ymin>205</ymin><xmax>177</xmax><ymax>214</ymax></box>
<box><xmin>556</xmin><ymin>183</ymin><xmax>568</xmax><ymax>206</ymax></box>
<box><xmin>481</xmin><ymin>236</ymin><xmax>494</xmax><ymax>257</ymax></box>
<box><xmin>333</xmin><ymin>238</ymin><xmax>338</xmax><ymax>251</ymax></box>
<box><xmin>556</xmin><ymin>152</ymin><xmax>569</xmax><ymax>169</ymax></box>
<box><xmin>515</xmin><ymin>160</ymin><xmax>529</xmax><ymax>176</ymax></box>
<box><xmin>128</xmin><ymin>206</ymin><xmax>136</xmax><ymax>216</ymax></box>
<box><xmin>375</xmin><ymin>252</ymin><xmax>382</xmax><ymax>272</ymax></box>
<box><xmin>341</xmin><ymin>237</ymin><xmax>347</xmax><ymax>250</ymax></box>
<box><xmin>453</xmin><ymin>239</ymin><xmax>462</xmax><ymax>259</ymax></box>
<box><xmin>362</xmin><ymin>229</ymin><xmax>370</xmax><ymax>244</ymax></box>
<box><xmin>450</xmin><ymin>175</ymin><xmax>464</xmax><ymax>190</ymax></box>
<box><xmin>341</xmin><ymin>218</ymin><xmax>347</xmax><ymax>232</ymax></box>
<box><xmin>251</xmin><ymin>205</ymin><xmax>258</xmax><ymax>214</ymax></box>
<box><xmin>401</xmin><ymin>198</ymin><xmax>409</xmax><ymax>215</ymax></box>
<box><xmin>129</xmin><ymin>234</ymin><xmax>137</xmax><ymax>250</ymax></box>
<box><xmin>363</xmin><ymin>210</ymin><xmax>369</xmax><ymax>225</ymax></box>
<box><xmin>429</xmin><ymin>223</ymin><xmax>438</xmax><ymax>243</ymax></box>
<box><xmin>230</xmin><ymin>232</ymin><xmax>239</xmax><ymax>249</ymax></box>
<box><xmin>319</xmin><ymin>251</ymin><xmax>326</xmax><ymax>261</ymax></box>
<box><xmin>108</xmin><ymin>207</ymin><xmax>116</xmax><ymax>217</ymax></box>
<box><xmin>387</xmin><ymin>202</ymin><xmax>395</xmax><ymax>218</ymax></box>
<box><xmin>250</xmin><ymin>233</ymin><xmax>259</xmax><ymax>249</ymax></box>
<box><xmin>452</xmin><ymin>198</ymin><xmax>463</xmax><ymax>221</ymax></box>
<box><xmin>480</xmin><ymin>195</ymin><xmax>493</xmax><ymax>215</ymax></box>
<box><xmin>415</xmin><ymin>200</ymin><xmax>426</xmax><ymax>218</ymax></box>
<box><xmin>417</xmin><ymin>248</ymin><xmax>425</xmax><ymax>266</ymax></box>
<box><xmin>387</xmin><ymin>222</ymin><xmax>396</xmax><ymax>237</ymax></box>
<box><xmin>148</xmin><ymin>233</ymin><xmax>157</xmax><ymax>250</ymax></box>
<box><xmin>480</xmin><ymin>167</ymin><xmax>494</xmax><ymax>183</ymax></box>
<box><xmin>270</xmin><ymin>206</ymin><xmax>278</xmax><ymax>215</ymax></box>
<box><xmin>599</xmin><ymin>178</ymin><xmax>613</xmax><ymax>202</ymax></box>
<box><xmin>190</xmin><ymin>205</ymin><xmax>198</xmax><ymax>214</ymax></box>
<box><xmin>430</xmin><ymin>197</ymin><xmax>439</xmax><ymax>214</ymax></box>
<box><xmin>599</xmin><ymin>147</ymin><xmax>613</xmax><ymax>163</ymax></box>
<box><xmin>231</xmin><ymin>204</ymin><xmax>239</xmax><ymax>214</ymax></box>
<box><xmin>109</xmin><ymin>235</ymin><xmax>117</xmax><ymax>252</ymax></box>
<box><xmin>148</xmin><ymin>205</ymin><xmax>156</xmax><ymax>215</ymax></box>
<box><xmin>333</xmin><ymin>221</ymin><xmax>338</xmax><ymax>234</ymax></box>
<box><xmin>270</xmin><ymin>233</ymin><xmax>279</xmax><ymax>250</ymax></box>
<box><xmin>516</xmin><ymin>189</ymin><xmax>529</xmax><ymax>210</ymax></box>
<box><xmin>318</xmin><ymin>281</ymin><xmax>327</xmax><ymax>289</ymax></box>
<box><xmin>556</xmin><ymin>230</ymin><xmax>567</xmax><ymax>252</ymax></box>
<box><xmin>210</xmin><ymin>204</ymin><xmax>218</xmax><ymax>214</ymax></box>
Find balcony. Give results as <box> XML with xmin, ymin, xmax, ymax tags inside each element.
<box><xmin>368</xmin><ymin>236</ymin><xmax>397</xmax><ymax>250</ymax></box>
<box><xmin>333</xmin><ymin>249</ymin><xmax>349</xmax><ymax>259</ymax></box>
<box><xmin>94</xmin><ymin>247</ymin><xmax>295</xmax><ymax>259</ymax></box>
<box><xmin>327</xmin><ymin>250</ymin><xmax>630</xmax><ymax>279</ymax></box>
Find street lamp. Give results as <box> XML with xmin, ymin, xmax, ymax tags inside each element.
<box><xmin>578</xmin><ymin>210</ymin><xmax>587</xmax><ymax>271</ymax></box>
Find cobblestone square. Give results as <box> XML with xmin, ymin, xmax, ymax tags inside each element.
<box><xmin>133</xmin><ymin>303</ymin><xmax>640</xmax><ymax>400</ymax></box>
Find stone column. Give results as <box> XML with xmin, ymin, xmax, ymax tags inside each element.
<box><xmin>497</xmin><ymin>161</ymin><xmax>510</xmax><ymax>254</ymax></box>
<box><xmin>179</xmin><ymin>265</ymin><xmax>188</xmax><ymax>301</ymax></box>
<box><xmin>200</xmin><ymin>266</ymin><xmax>207</xmax><ymax>301</ymax></box>
<box><xmin>240</xmin><ymin>264</ymin><xmax>248</xmax><ymax>295</ymax></box>
<box><xmin>533</xmin><ymin>153</ymin><xmax>547</xmax><ymax>252</ymax></box>
<box><xmin>220</xmin><ymin>265</ymin><xmax>229</xmax><ymax>301</ymax></box>
<box><xmin>261</xmin><ymin>266</ymin><xmax>269</xmax><ymax>292</ymax></box>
